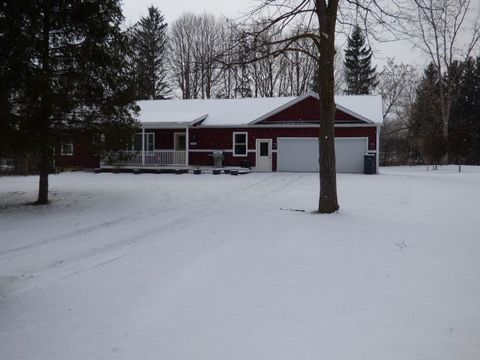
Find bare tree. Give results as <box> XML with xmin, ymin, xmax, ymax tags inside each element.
<box><xmin>378</xmin><ymin>58</ymin><xmax>418</xmax><ymax>121</ymax></box>
<box><xmin>378</xmin><ymin>58</ymin><xmax>418</xmax><ymax>165</ymax></box>
<box><xmin>248</xmin><ymin>22</ymin><xmax>287</xmax><ymax>97</ymax></box>
<box><xmin>218</xmin><ymin>25</ymin><xmax>254</xmax><ymax>98</ymax></box>
<box><xmin>278</xmin><ymin>29</ymin><xmax>318</xmax><ymax>96</ymax></box>
<box><xmin>169</xmin><ymin>13</ymin><xmax>226</xmax><ymax>99</ymax></box>
<box><xmin>333</xmin><ymin>48</ymin><xmax>345</xmax><ymax>93</ymax></box>
<box><xmin>231</xmin><ymin>0</ymin><xmax>409</xmax><ymax>212</ymax></box>
<box><xmin>234</xmin><ymin>1</ymin><xmax>343</xmax><ymax>213</ymax></box>
<box><xmin>168</xmin><ymin>14</ymin><xmax>195</xmax><ymax>99</ymax></box>
<box><xmin>311</xmin><ymin>46</ymin><xmax>345</xmax><ymax>94</ymax></box>
<box><xmin>192</xmin><ymin>14</ymin><xmax>226</xmax><ymax>98</ymax></box>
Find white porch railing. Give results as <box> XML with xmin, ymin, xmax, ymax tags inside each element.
<box><xmin>101</xmin><ymin>150</ymin><xmax>187</xmax><ymax>167</ymax></box>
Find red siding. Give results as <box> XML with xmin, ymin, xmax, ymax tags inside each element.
<box><xmin>189</xmin><ymin>152</ymin><xmax>256</xmax><ymax>168</ymax></box>
<box><xmin>59</xmin><ymin>125</ymin><xmax>376</xmax><ymax>170</ymax></box>
<box><xmin>336</xmin><ymin>127</ymin><xmax>377</xmax><ymax>150</ymax></box>
<box><xmin>189</xmin><ymin>126</ymin><xmax>377</xmax><ymax>170</ymax></box>
<box><xmin>151</xmin><ymin>128</ymin><xmax>185</xmax><ymax>149</ymax></box>
<box><xmin>56</xmin><ymin>135</ymin><xmax>99</xmax><ymax>169</ymax></box>
<box><xmin>259</xmin><ymin>96</ymin><xmax>361</xmax><ymax>124</ymax></box>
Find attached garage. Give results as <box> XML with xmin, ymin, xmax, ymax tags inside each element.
<box><xmin>277</xmin><ymin>137</ymin><xmax>369</xmax><ymax>173</ymax></box>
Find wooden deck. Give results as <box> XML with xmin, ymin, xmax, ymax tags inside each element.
<box><xmin>95</xmin><ymin>166</ymin><xmax>251</xmax><ymax>175</ymax></box>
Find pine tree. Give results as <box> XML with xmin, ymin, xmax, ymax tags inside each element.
<box><xmin>0</xmin><ymin>0</ymin><xmax>138</xmax><ymax>204</ymax></box>
<box><xmin>234</xmin><ymin>32</ymin><xmax>252</xmax><ymax>98</ymax></box>
<box><xmin>343</xmin><ymin>26</ymin><xmax>378</xmax><ymax>95</ymax></box>
<box><xmin>449</xmin><ymin>57</ymin><xmax>480</xmax><ymax>165</ymax></box>
<box><xmin>409</xmin><ymin>63</ymin><xmax>446</xmax><ymax>167</ymax></box>
<box><xmin>131</xmin><ymin>6</ymin><xmax>170</xmax><ymax>100</ymax></box>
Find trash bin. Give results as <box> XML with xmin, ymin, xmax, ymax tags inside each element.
<box><xmin>213</xmin><ymin>151</ymin><xmax>223</xmax><ymax>168</ymax></box>
<box><xmin>364</xmin><ymin>154</ymin><xmax>376</xmax><ymax>174</ymax></box>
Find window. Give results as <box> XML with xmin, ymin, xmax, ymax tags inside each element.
<box><xmin>233</xmin><ymin>132</ymin><xmax>248</xmax><ymax>156</ymax></box>
<box><xmin>133</xmin><ymin>132</ymin><xmax>155</xmax><ymax>152</ymax></box>
<box><xmin>61</xmin><ymin>141</ymin><xmax>73</xmax><ymax>156</ymax></box>
<box><xmin>260</xmin><ymin>142</ymin><xmax>269</xmax><ymax>156</ymax></box>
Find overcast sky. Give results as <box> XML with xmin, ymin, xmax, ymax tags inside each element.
<box><xmin>121</xmin><ymin>0</ymin><xmax>429</xmax><ymax>69</ymax></box>
<box><xmin>122</xmin><ymin>0</ymin><xmax>250</xmax><ymax>27</ymax></box>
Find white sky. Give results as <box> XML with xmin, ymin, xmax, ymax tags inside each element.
<box><xmin>120</xmin><ymin>0</ymin><xmax>441</xmax><ymax>70</ymax></box>
<box><xmin>121</xmin><ymin>0</ymin><xmax>251</xmax><ymax>27</ymax></box>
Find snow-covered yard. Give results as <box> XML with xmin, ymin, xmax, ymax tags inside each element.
<box><xmin>1</xmin><ymin>166</ymin><xmax>479</xmax><ymax>360</ymax></box>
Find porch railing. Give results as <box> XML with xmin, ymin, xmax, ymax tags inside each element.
<box><xmin>101</xmin><ymin>150</ymin><xmax>187</xmax><ymax>167</ymax></box>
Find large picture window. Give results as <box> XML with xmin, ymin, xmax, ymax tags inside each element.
<box><xmin>233</xmin><ymin>132</ymin><xmax>248</xmax><ymax>156</ymax></box>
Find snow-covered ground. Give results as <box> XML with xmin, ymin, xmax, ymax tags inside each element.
<box><xmin>1</xmin><ymin>166</ymin><xmax>479</xmax><ymax>360</ymax></box>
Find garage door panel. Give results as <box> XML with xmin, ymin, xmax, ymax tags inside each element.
<box><xmin>277</xmin><ymin>137</ymin><xmax>368</xmax><ymax>173</ymax></box>
<box><xmin>335</xmin><ymin>138</ymin><xmax>367</xmax><ymax>173</ymax></box>
<box><xmin>277</xmin><ymin>138</ymin><xmax>319</xmax><ymax>172</ymax></box>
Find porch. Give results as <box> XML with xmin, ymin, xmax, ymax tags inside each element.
<box><xmin>101</xmin><ymin>150</ymin><xmax>187</xmax><ymax>167</ymax></box>
<box><xmin>101</xmin><ymin>124</ymin><xmax>189</xmax><ymax>168</ymax></box>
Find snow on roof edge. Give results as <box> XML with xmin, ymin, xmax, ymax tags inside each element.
<box><xmin>136</xmin><ymin>93</ymin><xmax>384</xmax><ymax>127</ymax></box>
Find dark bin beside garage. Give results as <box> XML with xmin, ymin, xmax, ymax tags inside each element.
<box><xmin>364</xmin><ymin>154</ymin><xmax>376</xmax><ymax>174</ymax></box>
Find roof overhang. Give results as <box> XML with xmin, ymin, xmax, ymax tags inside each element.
<box><xmin>140</xmin><ymin>114</ymin><xmax>208</xmax><ymax>129</ymax></box>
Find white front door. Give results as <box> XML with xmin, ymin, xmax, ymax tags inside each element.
<box><xmin>255</xmin><ymin>139</ymin><xmax>272</xmax><ymax>172</ymax></box>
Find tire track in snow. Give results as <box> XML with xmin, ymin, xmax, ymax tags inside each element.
<box><xmin>0</xmin><ymin>173</ymin><xmax>313</xmax><ymax>296</ymax></box>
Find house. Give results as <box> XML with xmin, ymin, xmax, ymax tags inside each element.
<box><xmin>59</xmin><ymin>91</ymin><xmax>383</xmax><ymax>173</ymax></box>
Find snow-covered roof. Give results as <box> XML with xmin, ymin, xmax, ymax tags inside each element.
<box><xmin>136</xmin><ymin>92</ymin><xmax>383</xmax><ymax>127</ymax></box>
<box><xmin>137</xmin><ymin>97</ymin><xmax>296</xmax><ymax>127</ymax></box>
<box><xmin>335</xmin><ymin>95</ymin><xmax>384</xmax><ymax>124</ymax></box>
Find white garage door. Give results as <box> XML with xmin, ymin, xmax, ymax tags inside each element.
<box><xmin>277</xmin><ymin>137</ymin><xmax>368</xmax><ymax>173</ymax></box>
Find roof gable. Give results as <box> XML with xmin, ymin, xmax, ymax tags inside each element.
<box><xmin>255</xmin><ymin>94</ymin><xmax>365</xmax><ymax>124</ymax></box>
<box><xmin>254</xmin><ymin>92</ymin><xmax>382</xmax><ymax>125</ymax></box>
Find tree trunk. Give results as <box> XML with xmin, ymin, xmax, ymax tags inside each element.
<box><xmin>36</xmin><ymin>147</ymin><xmax>50</xmax><ymax>204</ymax></box>
<box><xmin>316</xmin><ymin>3</ymin><xmax>339</xmax><ymax>214</ymax></box>
<box><xmin>36</xmin><ymin>0</ymin><xmax>52</xmax><ymax>205</ymax></box>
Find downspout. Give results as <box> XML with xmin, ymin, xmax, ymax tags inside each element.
<box><xmin>376</xmin><ymin>124</ymin><xmax>381</xmax><ymax>174</ymax></box>
<box><xmin>185</xmin><ymin>126</ymin><xmax>189</xmax><ymax>166</ymax></box>
<box><xmin>141</xmin><ymin>126</ymin><xmax>145</xmax><ymax>166</ymax></box>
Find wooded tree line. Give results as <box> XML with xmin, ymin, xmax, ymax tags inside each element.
<box><xmin>382</xmin><ymin>57</ymin><xmax>480</xmax><ymax>167</ymax></box>
<box><xmin>130</xmin><ymin>8</ymin><xmax>350</xmax><ymax>100</ymax></box>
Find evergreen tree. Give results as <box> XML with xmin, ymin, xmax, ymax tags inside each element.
<box><xmin>0</xmin><ymin>0</ymin><xmax>138</xmax><ymax>204</ymax></box>
<box><xmin>0</xmin><ymin>1</ymin><xmax>35</xmax><ymax>157</ymax></box>
<box><xmin>449</xmin><ymin>57</ymin><xmax>480</xmax><ymax>164</ymax></box>
<box><xmin>343</xmin><ymin>26</ymin><xmax>378</xmax><ymax>95</ymax></box>
<box><xmin>409</xmin><ymin>63</ymin><xmax>446</xmax><ymax>167</ymax></box>
<box><xmin>234</xmin><ymin>32</ymin><xmax>252</xmax><ymax>98</ymax></box>
<box><xmin>131</xmin><ymin>6</ymin><xmax>170</xmax><ymax>100</ymax></box>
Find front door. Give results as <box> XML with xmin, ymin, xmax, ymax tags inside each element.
<box><xmin>174</xmin><ymin>133</ymin><xmax>186</xmax><ymax>151</ymax></box>
<box><xmin>255</xmin><ymin>139</ymin><xmax>272</xmax><ymax>172</ymax></box>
